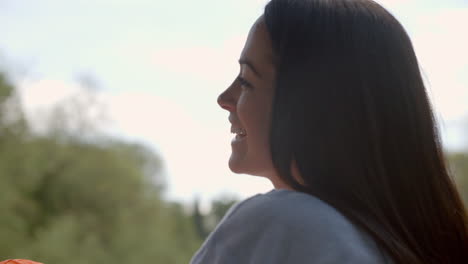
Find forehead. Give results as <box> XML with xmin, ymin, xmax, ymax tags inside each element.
<box><xmin>240</xmin><ymin>18</ymin><xmax>274</xmax><ymax>70</ymax></box>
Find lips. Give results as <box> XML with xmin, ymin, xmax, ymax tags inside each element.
<box><xmin>231</xmin><ymin>126</ymin><xmax>247</xmax><ymax>144</ymax></box>
<box><xmin>231</xmin><ymin>132</ymin><xmax>246</xmax><ymax>144</ymax></box>
<box><xmin>231</xmin><ymin>127</ymin><xmax>247</xmax><ymax>137</ymax></box>
<box><xmin>229</xmin><ymin>115</ymin><xmax>247</xmax><ymax>141</ymax></box>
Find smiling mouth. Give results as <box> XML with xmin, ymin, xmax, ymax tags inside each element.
<box><xmin>235</xmin><ymin>133</ymin><xmax>246</xmax><ymax>139</ymax></box>
<box><xmin>231</xmin><ymin>128</ymin><xmax>247</xmax><ymax>142</ymax></box>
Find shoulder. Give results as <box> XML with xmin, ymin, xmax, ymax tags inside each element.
<box><xmin>225</xmin><ymin>189</ymin><xmax>392</xmax><ymax>263</ymax></box>
<box><xmin>231</xmin><ymin>188</ymin><xmax>357</xmax><ymax>234</ymax></box>
<box><xmin>191</xmin><ymin>189</ymin><xmax>393</xmax><ymax>264</ymax></box>
<box><xmin>237</xmin><ymin>189</ymin><xmax>347</xmax><ymax>223</ymax></box>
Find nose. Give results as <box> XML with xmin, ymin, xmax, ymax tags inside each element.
<box><xmin>217</xmin><ymin>86</ymin><xmax>235</xmax><ymax>112</ymax></box>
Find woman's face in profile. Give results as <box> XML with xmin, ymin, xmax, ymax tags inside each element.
<box><xmin>217</xmin><ymin>17</ymin><xmax>277</xmax><ymax>180</ymax></box>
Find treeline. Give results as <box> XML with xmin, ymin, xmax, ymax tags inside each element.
<box><xmin>0</xmin><ymin>72</ymin><xmax>239</xmax><ymax>263</ymax></box>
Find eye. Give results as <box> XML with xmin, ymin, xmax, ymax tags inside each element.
<box><xmin>236</xmin><ymin>76</ymin><xmax>252</xmax><ymax>89</ymax></box>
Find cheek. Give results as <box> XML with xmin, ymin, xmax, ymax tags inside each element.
<box><xmin>254</xmin><ymin>117</ymin><xmax>272</xmax><ymax>155</ymax></box>
<box><xmin>236</xmin><ymin>89</ymin><xmax>273</xmax><ymax>146</ymax></box>
<box><xmin>246</xmin><ymin>113</ymin><xmax>274</xmax><ymax>172</ymax></box>
<box><xmin>242</xmin><ymin>103</ymin><xmax>272</xmax><ymax>150</ymax></box>
<box><xmin>236</xmin><ymin>93</ymin><xmax>253</xmax><ymax>126</ymax></box>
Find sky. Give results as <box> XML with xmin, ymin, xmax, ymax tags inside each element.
<box><xmin>1</xmin><ymin>0</ymin><xmax>467</xmax><ymax>209</ymax></box>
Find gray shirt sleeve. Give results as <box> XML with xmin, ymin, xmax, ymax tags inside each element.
<box><xmin>190</xmin><ymin>189</ymin><xmax>393</xmax><ymax>264</ymax></box>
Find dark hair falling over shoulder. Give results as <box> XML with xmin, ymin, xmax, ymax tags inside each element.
<box><xmin>263</xmin><ymin>0</ymin><xmax>468</xmax><ymax>263</ymax></box>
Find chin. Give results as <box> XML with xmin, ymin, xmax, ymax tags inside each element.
<box><xmin>228</xmin><ymin>162</ymin><xmax>264</xmax><ymax>178</ymax></box>
<box><xmin>228</xmin><ymin>160</ymin><xmax>244</xmax><ymax>174</ymax></box>
<box><xmin>229</xmin><ymin>160</ymin><xmax>252</xmax><ymax>174</ymax></box>
<box><xmin>228</xmin><ymin>154</ymin><xmax>272</xmax><ymax>176</ymax></box>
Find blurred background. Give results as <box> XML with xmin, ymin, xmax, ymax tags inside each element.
<box><xmin>0</xmin><ymin>0</ymin><xmax>467</xmax><ymax>263</ymax></box>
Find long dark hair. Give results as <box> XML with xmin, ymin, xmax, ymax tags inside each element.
<box><xmin>264</xmin><ymin>0</ymin><xmax>468</xmax><ymax>263</ymax></box>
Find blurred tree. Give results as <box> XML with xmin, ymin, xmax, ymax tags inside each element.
<box><xmin>209</xmin><ymin>195</ymin><xmax>239</xmax><ymax>225</ymax></box>
<box><xmin>0</xmin><ymin>71</ymin><xmax>203</xmax><ymax>263</ymax></box>
<box><xmin>448</xmin><ymin>152</ymin><xmax>468</xmax><ymax>206</ymax></box>
<box><xmin>0</xmin><ymin>72</ymin><xmax>28</xmax><ymax>139</ymax></box>
<box><xmin>192</xmin><ymin>196</ymin><xmax>208</xmax><ymax>240</ymax></box>
<box><xmin>0</xmin><ymin>72</ymin><xmax>31</xmax><ymax>256</ymax></box>
<box><xmin>200</xmin><ymin>195</ymin><xmax>239</xmax><ymax>235</ymax></box>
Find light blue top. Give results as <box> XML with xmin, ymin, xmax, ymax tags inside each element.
<box><xmin>190</xmin><ymin>189</ymin><xmax>394</xmax><ymax>264</ymax></box>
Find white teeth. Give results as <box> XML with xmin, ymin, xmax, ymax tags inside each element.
<box><xmin>231</xmin><ymin>128</ymin><xmax>247</xmax><ymax>136</ymax></box>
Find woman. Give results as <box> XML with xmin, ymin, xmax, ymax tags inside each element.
<box><xmin>191</xmin><ymin>0</ymin><xmax>468</xmax><ymax>263</ymax></box>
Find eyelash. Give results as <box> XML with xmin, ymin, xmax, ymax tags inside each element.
<box><xmin>236</xmin><ymin>76</ymin><xmax>252</xmax><ymax>88</ymax></box>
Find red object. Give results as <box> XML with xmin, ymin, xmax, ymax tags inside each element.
<box><xmin>0</xmin><ymin>260</ymin><xmax>43</xmax><ymax>264</ymax></box>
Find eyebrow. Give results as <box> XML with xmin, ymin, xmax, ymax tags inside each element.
<box><xmin>238</xmin><ymin>58</ymin><xmax>262</xmax><ymax>78</ymax></box>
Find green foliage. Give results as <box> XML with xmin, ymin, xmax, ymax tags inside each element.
<box><xmin>191</xmin><ymin>197</ymin><xmax>208</xmax><ymax>239</ymax></box>
<box><xmin>196</xmin><ymin>195</ymin><xmax>240</xmax><ymax>237</ymax></box>
<box><xmin>0</xmin><ymin>73</ymin><xmax>203</xmax><ymax>263</ymax></box>
<box><xmin>0</xmin><ymin>73</ymin><xmax>14</xmax><ymax>106</ymax></box>
<box><xmin>0</xmin><ymin>73</ymin><xmax>28</xmax><ymax>139</ymax></box>
<box><xmin>448</xmin><ymin>152</ymin><xmax>468</xmax><ymax>206</ymax></box>
<box><xmin>209</xmin><ymin>195</ymin><xmax>238</xmax><ymax>226</ymax></box>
